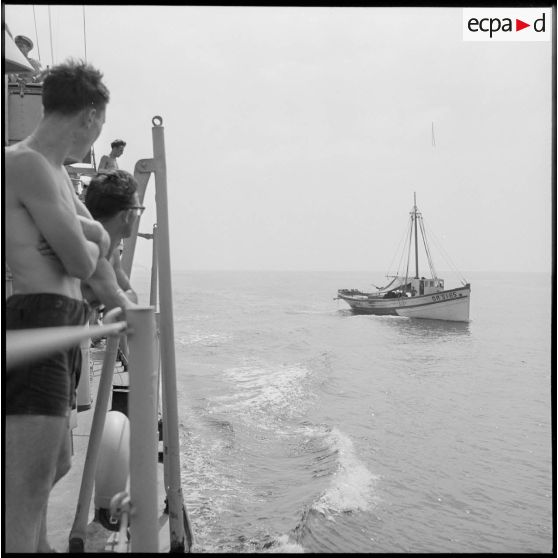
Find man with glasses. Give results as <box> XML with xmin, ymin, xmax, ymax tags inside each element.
<box><xmin>82</xmin><ymin>169</ymin><xmax>144</xmax><ymax>312</ymax></box>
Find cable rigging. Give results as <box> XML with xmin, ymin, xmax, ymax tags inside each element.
<box><xmin>48</xmin><ymin>5</ymin><xmax>54</xmax><ymax>65</ymax></box>
<box><xmin>82</xmin><ymin>6</ymin><xmax>88</xmax><ymax>62</ymax></box>
<box><xmin>32</xmin><ymin>5</ymin><xmax>41</xmax><ymax>63</ymax></box>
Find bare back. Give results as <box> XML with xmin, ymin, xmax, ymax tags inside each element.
<box><xmin>5</xmin><ymin>141</ymin><xmax>90</xmax><ymax>298</ymax></box>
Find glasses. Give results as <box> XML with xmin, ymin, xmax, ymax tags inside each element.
<box><xmin>125</xmin><ymin>205</ymin><xmax>146</xmax><ymax>215</ymax></box>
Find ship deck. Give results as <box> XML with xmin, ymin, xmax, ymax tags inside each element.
<box><xmin>47</xmin><ymin>345</ymin><xmax>171</xmax><ymax>552</ymax></box>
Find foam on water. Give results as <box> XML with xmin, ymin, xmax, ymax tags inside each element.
<box><xmin>312</xmin><ymin>427</ymin><xmax>377</xmax><ymax>517</ymax></box>
<box><xmin>266</xmin><ymin>534</ymin><xmax>305</xmax><ymax>553</ymax></box>
<box><xmin>177</xmin><ymin>331</ymin><xmax>232</xmax><ymax>346</ymax></box>
<box><xmin>209</xmin><ymin>361</ymin><xmax>312</xmax><ymax>427</ymax></box>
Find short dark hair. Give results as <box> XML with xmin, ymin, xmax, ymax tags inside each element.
<box><xmin>42</xmin><ymin>58</ymin><xmax>110</xmax><ymax>115</ymax></box>
<box><xmin>85</xmin><ymin>170</ymin><xmax>138</xmax><ymax>220</ymax></box>
<box><xmin>111</xmin><ymin>139</ymin><xmax>126</xmax><ymax>149</ymax></box>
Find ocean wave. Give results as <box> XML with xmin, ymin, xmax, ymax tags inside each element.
<box><xmin>311</xmin><ymin>427</ymin><xmax>377</xmax><ymax>517</ymax></box>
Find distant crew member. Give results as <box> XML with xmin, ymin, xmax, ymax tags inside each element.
<box><xmin>9</xmin><ymin>35</ymin><xmax>42</xmax><ymax>83</ymax></box>
<box><xmin>14</xmin><ymin>35</ymin><xmax>43</xmax><ymax>82</ymax></box>
<box><xmin>98</xmin><ymin>139</ymin><xmax>126</xmax><ymax>171</ymax></box>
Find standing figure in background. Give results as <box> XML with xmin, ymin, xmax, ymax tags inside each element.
<box><xmin>98</xmin><ymin>139</ymin><xmax>126</xmax><ymax>171</ymax></box>
<box><xmin>10</xmin><ymin>34</ymin><xmax>43</xmax><ymax>83</ymax></box>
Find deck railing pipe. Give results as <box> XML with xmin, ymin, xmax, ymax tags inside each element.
<box><xmin>126</xmin><ymin>306</ymin><xmax>159</xmax><ymax>553</ymax></box>
<box><xmin>151</xmin><ymin>116</ymin><xmax>189</xmax><ymax>551</ymax></box>
<box><xmin>69</xmin><ymin>334</ymin><xmax>120</xmax><ymax>552</ymax></box>
<box><xmin>6</xmin><ymin>321</ymin><xmax>126</xmax><ymax>370</ymax></box>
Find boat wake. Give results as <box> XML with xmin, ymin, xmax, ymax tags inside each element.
<box><xmin>176</xmin><ymin>331</ymin><xmax>232</xmax><ymax>347</ymax></box>
<box><xmin>311</xmin><ymin>426</ymin><xmax>377</xmax><ymax>517</ymax></box>
<box><xmin>285</xmin><ymin>425</ymin><xmax>378</xmax><ymax>552</ymax></box>
<box><xmin>209</xmin><ymin>360</ymin><xmax>314</xmax><ymax>430</ymax></box>
<box><xmin>180</xmin><ymin>359</ymin><xmax>377</xmax><ymax>552</ymax></box>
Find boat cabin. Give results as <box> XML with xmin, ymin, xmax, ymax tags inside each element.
<box><xmin>409</xmin><ymin>277</ymin><xmax>444</xmax><ymax>296</ymax></box>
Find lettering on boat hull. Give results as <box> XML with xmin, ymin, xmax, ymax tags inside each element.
<box><xmin>337</xmin><ymin>286</ymin><xmax>471</xmax><ymax>323</ymax></box>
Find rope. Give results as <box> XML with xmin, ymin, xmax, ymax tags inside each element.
<box><xmin>48</xmin><ymin>5</ymin><xmax>54</xmax><ymax>65</ymax></box>
<box><xmin>32</xmin><ymin>5</ymin><xmax>41</xmax><ymax>62</ymax></box>
<box><xmin>422</xmin><ymin>217</ymin><xmax>468</xmax><ymax>285</ymax></box>
<box><xmin>82</xmin><ymin>6</ymin><xmax>88</xmax><ymax>62</ymax></box>
<box><xmin>419</xmin><ymin>217</ymin><xmax>438</xmax><ymax>278</ymax></box>
<box><xmin>386</xmin><ymin>216</ymin><xmax>411</xmax><ymax>277</ymax></box>
<box><xmin>404</xmin><ymin>215</ymin><xmax>413</xmax><ymax>289</ymax></box>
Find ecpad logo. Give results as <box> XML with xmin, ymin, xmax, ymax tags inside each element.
<box><xmin>463</xmin><ymin>8</ymin><xmax>551</xmax><ymax>41</ymax></box>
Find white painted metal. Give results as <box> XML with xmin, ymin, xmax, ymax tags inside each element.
<box><xmin>69</xmin><ymin>334</ymin><xmax>120</xmax><ymax>551</ymax></box>
<box><xmin>151</xmin><ymin>118</ymin><xmax>190</xmax><ymax>551</ymax></box>
<box><xmin>127</xmin><ymin>306</ymin><xmax>159</xmax><ymax>553</ymax></box>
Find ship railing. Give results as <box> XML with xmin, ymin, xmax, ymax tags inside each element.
<box><xmin>6</xmin><ymin>310</ymin><xmax>162</xmax><ymax>552</ymax></box>
<box><xmin>5</xmin><ymin>116</ymin><xmax>192</xmax><ymax>553</ymax></box>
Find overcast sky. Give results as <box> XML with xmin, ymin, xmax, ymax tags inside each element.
<box><xmin>5</xmin><ymin>5</ymin><xmax>553</xmax><ymax>275</ymax></box>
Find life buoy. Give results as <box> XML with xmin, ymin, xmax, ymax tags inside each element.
<box><xmin>95</xmin><ymin>411</ymin><xmax>130</xmax><ymax>511</ymax></box>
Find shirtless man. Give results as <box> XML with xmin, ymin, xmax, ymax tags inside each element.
<box><xmin>98</xmin><ymin>138</ymin><xmax>126</xmax><ymax>171</ymax></box>
<box><xmin>5</xmin><ymin>60</ymin><xmax>111</xmax><ymax>553</ymax></box>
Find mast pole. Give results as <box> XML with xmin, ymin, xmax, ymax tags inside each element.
<box><xmin>413</xmin><ymin>192</ymin><xmax>419</xmax><ymax>278</ymax></box>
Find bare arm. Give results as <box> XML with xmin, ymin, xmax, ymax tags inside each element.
<box><xmin>73</xmin><ymin>195</ymin><xmax>113</xmax><ymax>257</ymax></box>
<box><xmin>8</xmin><ymin>151</ymin><xmax>101</xmax><ymax>279</ymax></box>
<box><xmin>112</xmin><ymin>253</ymin><xmax>138</xmax><ymax>303</ymax></box>
<box><xmin>77</xmin><ymin>216</ymin><xmax>111</xmax><ymax>257</ymax></box>
<box><xmin>74</xmin><ymin>194</ymin><xmax>93</xmax><ymax>218</ymax></box>
<box><xmin>38</xmin><ymin>215</ymin><xmax>110</xmax><ymax>260</ymax></box>
<box><xmin>83</xmin><ymin>257</ymin><xmax>138</xmax><ymax>311</ymax></box>
<box><xmin>97</xmin><ymin>155</ymin><xmax>109</xmax><ymax>171</ymax></box>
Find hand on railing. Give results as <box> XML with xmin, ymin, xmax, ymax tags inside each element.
<box><xmin>103</xmin><ymin>306</ymin><xmax>125</xmax><ymax>324</ymax></box>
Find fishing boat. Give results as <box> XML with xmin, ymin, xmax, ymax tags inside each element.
<box><xmin>336</xmin><ymin>195</ymin><xmax>471</xmax><ymax>322</ymax></box>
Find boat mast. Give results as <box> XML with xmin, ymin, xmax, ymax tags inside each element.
<box><xmin>413</xmin><ymin>192</ymin><xmax>419</xmax><ymax>278</ymax></box>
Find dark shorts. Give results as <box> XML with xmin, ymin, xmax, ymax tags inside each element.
<box><xmin>6</xmin><ymin>294</ymin><xmax>90</xmax><ymax>417</ymax></box>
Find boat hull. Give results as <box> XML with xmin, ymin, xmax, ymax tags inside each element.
<box><xmin>338</xmin><ymin>285</ymin><xmax>471</xmax><ymax>322</ymax></box>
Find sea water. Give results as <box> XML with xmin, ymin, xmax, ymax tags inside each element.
<box><xmin>131</xmin><ymin>270</ymin><xmax>553</xmax><ymax>553</ymax></box>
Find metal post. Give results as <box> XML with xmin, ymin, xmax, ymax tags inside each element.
<box><xmin>122</xmin><ymin>159</ymin><xmax>156</xmax><ymax>279</ymax></box>
<box><xmin>127</xmin><ymin>306</ymin><xmax>159</xmax><ymax>553</ymax></box>
<box><xmin>150</xmin><ymin>224</ymin><xmax>159</xmax><ymax>309</ymax></box>
<box><xmin>149</xmin><ymin>227</ymin><xmax>168</xmax><ymax>489</ymax></box>
<box><xmin>151</xmin><ymin>116</ymin><xmax>190</xmax><ymax>551</ymax></box>
<box><xmin>155</xmin><ymin>311</ymin><xmax>169</xmax><ymax>492</ymax></box>
<box><xmin>76</xmin><ymin>324</ymin><xmax>92</xmax><ymax>411</ymax></box>
<box><xmin>413</xmin><ymin>193</ymin><xmax>419</xmax><ymax>279</ymax></box>
<box><xmin>69</xmin><ymin>334</ymin><xmax>119</xmax><ymax>552</ymax></box>
<box><xmin>5</xmin><ymin>267</ymin><xmax>13</xmax><ymax>299</ymax></box>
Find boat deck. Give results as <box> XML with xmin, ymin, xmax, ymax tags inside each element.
<box><xmin>47</xmin><ymin>345</ymin><xmax>171</xmax><ymax>552</ymax></box>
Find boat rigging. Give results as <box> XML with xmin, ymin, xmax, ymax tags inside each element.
<box><xmin>336</xmin><ymin>195</ymin><xmax>471</xmax><ymax>322</ymax></box>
